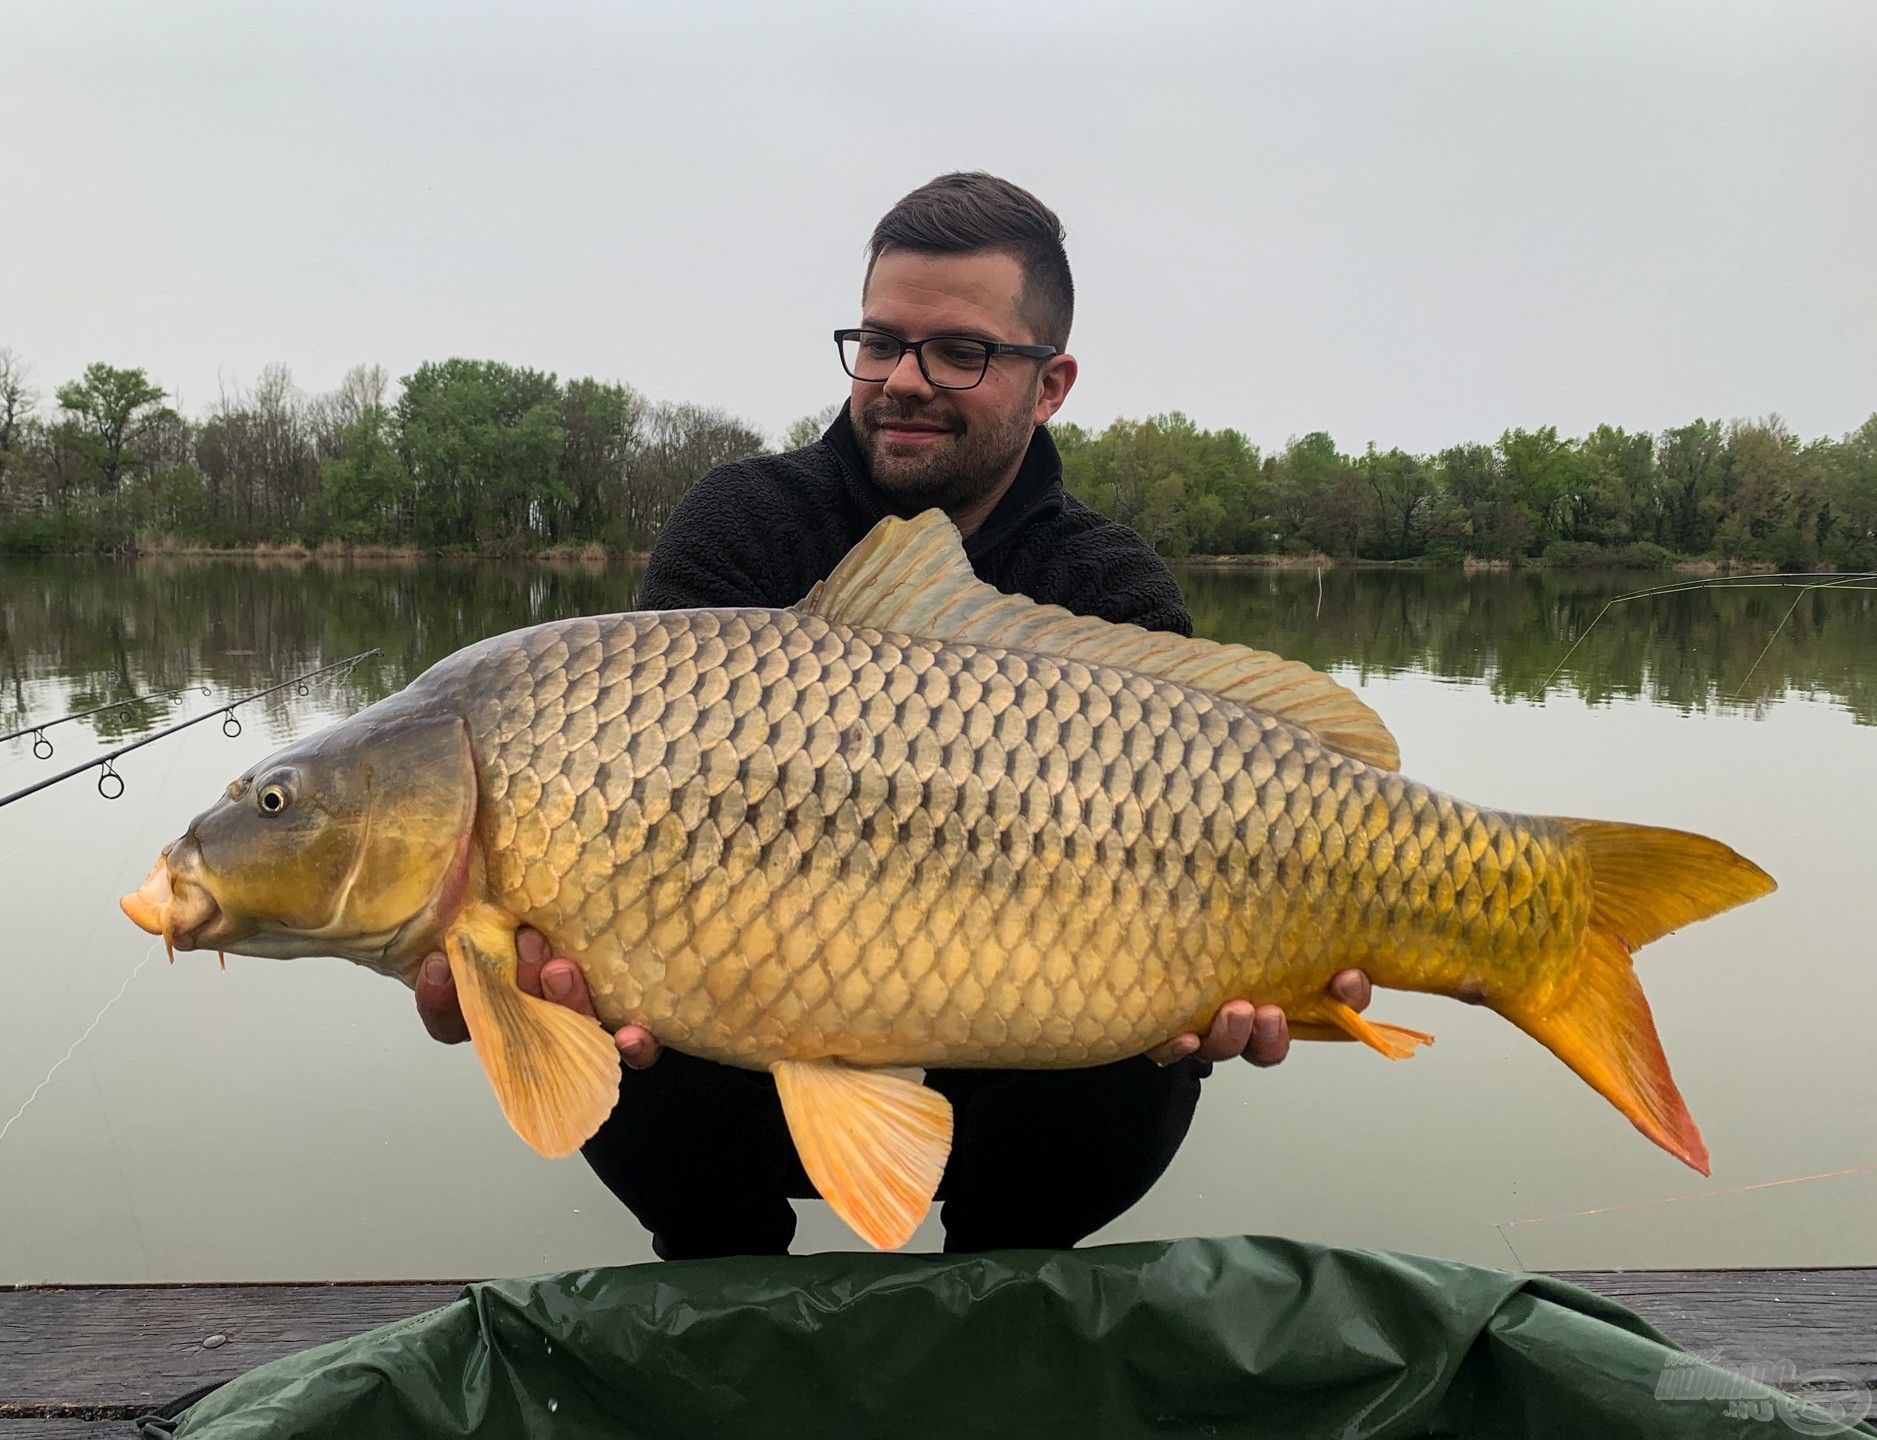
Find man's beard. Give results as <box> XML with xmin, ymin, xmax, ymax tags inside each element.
<box><xmin>855</xmin><ymin>387</ymin><xmax>1037</xmax><ymax>514</ymax></box>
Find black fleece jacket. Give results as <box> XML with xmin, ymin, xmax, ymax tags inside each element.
<box><xmin>638</xmin><ymin>406</ymin><xmax>1192</xmax><ymax>635</ymax></box>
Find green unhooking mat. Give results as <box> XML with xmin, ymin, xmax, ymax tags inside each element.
<box><xmin>140</xmin><ymin>1235</ymin><xmax>1874</xmax><ymax>1439</ymax></box>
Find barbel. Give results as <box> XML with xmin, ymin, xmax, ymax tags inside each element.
<box><xmin>0</xmin><ymin>650</ymin><xmax>380</xmax><ymax>810</ymax></box>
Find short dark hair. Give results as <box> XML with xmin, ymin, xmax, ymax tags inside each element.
<box><xmin>865</xmin><ymin>172</ymin><xmax>1074</xmax><ymax>350</ymax></box>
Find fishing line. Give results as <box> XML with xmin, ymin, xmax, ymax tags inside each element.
<box><xmin>1729</xmin><ymin>573</ymin><xmax>1873</xmax><ymax>701</ymax></box>
<box><xmin>33</xmin><ymin>722</ymin><xmax>201</xmax><ymax>1270</ymax></box>
<box><xmin>1539</xmin><ymin>571</ymin><xmax>1877</xmax><ymax>692</ymax></box>
<box><xmin>1491</xmin><ymin>1161</ymin><xmax>1877</xmax><ymax>1270</ymax></box>
<box><xmin>0</xmin><ymin>940</ymin><xmax>159</xmax><ymax>1147</ymax></box>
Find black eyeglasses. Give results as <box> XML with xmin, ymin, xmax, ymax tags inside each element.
<box><xmin>833</xmin><ymin>328</ymin><xmax>1058</xmax><ymax>391</ymax></box>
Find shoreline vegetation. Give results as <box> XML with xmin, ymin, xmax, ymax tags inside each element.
<box><xmin>88</xmin><ymin>539</ymin><xmax>1755</xmax><ymax>578</ymax></box>
<box><xmin>1</xmin><ymin>349</ymin><xmax>1871</xmax><ymax>572</ymax></box>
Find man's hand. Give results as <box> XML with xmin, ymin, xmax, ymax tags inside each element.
<box><xmin>414</xmin><ymin>927</ymin><xmax>663</xmax><ymax>1069</ymax></box>
<box><xmin>1146</xmin><ymin>969</ymin><xmax>1373</xmax><ymax>1068</ymax></box>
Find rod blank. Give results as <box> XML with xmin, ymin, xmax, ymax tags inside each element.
<box><xmin>0</xmin><ymin>650</ymin><xmax>380</xmax><ymax>810</ymax></box>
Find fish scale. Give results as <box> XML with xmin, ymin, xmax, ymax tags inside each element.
<box><xmin>449</xmin><ymin>606</ymin><xmax>1577</xmax><ymax>1072</ymax></box>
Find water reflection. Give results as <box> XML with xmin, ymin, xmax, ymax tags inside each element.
<box><xmin>4</xmin><ymin>560</ymin><xmax>1872</xmax><ymax>755</ymax></box>
<box><xmin>1180</xmin><ymin>566</ymin><xmax>1877</xmax><ymax>722</ymax></box>
<box><xmin>0</xmin><ymin>557</ymin><xmax>647</xmax><ymax>749</ymax></box>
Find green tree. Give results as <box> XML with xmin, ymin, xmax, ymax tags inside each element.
<box><xmin>320</xmin><ymin>405</ymin><xmax>410</xmax><ymax>541</ymax></box>
<box><xmin>396</xmin><ymin>360</ymin><xmax>566</xmax><ymax>547</ymax></box>
<box><xmin>1574</xmin><ymin>425</ymin><xmax>1656</xmax><ymax>544</ymax></box>
<box><xmin>1718</xmin><ymin>417</ymin><xmax>1808</xmax><ymax>563</ymax></box>
<box><xmin>556</xmin><ymin>378</ymin><xmax>646</xmax><ymax>542</ymax></box>
<box><xmin>54</xmin><ymin>363</ymin><xmax>170</xmax><ymax>495</ymax></box>
<box><xmin>1266</xmin><ymin>432</ymin><xmax>1358</xmax><ymax>554</ymax></box>
<box><xmin>1821</xmin><ymin>415</ymin><xmax>1877</xmax><ymax>568</ymax></box>
<box><xmin>1436</xmin><ymin>443</ymin><xmax>1522</xmax><ymax>557</ymax></box>
<box><xmin>1358</xmin><ymin>444</ymin><xmax>1432</xmax><ymax>557</ymax></box>
<box><xmin>1656</xmin><ymin>419</ymin><xmax>1730</xmax><ymax>553</ymax></box>
<box><xmin>1498</xmin><ymin>426</ymin><xmax>1585</xmax><ymax>555</ymax></box>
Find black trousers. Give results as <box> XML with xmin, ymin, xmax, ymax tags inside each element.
<box><xmin>580</xmin><ymin>1050</ymin><xmax>1210</xmax><ymax>1259</ymax></box>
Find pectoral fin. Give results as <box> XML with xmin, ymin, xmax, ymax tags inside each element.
<box><xmin>771</xmin><ymin>1060</ymin><xmax>953</xmax><ymax>1251</ymax></box>
<box><xmin>445</xmin><ymin>904</ymin><xmax>621</xmax><ymax>1158</ymax></box>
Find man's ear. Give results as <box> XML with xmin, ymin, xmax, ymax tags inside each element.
<box><xmin>1032</xmin><ymin>353</ymin><xmax>1078</xmax><ymax>426</ymax></box>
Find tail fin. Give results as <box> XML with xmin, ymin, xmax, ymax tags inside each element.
<box><xmin>1505</xmin><ymin>820</ymin><xmax>1775</xmax><ymax>1176</ymax></box>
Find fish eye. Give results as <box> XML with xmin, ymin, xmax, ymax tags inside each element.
<box><xmin>256</xmin><ymin>773</ymin><xmax>295</xmax><ymax>816</ymax></box>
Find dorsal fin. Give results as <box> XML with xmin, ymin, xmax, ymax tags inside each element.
<box><xmin>804</xmin><ymin>510</ymin><xmax>1400</xmax><ymax>770</ymax></box>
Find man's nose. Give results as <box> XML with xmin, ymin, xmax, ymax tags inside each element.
<box><xmin>880</xmin><ymin>347</ymin><xmax>934</xmax><ymax>400</ymax></box>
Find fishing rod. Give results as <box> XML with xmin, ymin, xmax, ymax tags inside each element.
<box><xmin>0</xmin><ymin>649</ymin><xmax>380</xmax><ymax>810</ymax></box>
<box><xmin>0</xmin><ymin>682</ymin><xmax>215</xmax><ymax>759</ymax></box>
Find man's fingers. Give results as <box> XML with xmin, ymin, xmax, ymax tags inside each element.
<box><xmin>418</xmin><ymin>928</ymin><xmax>612</xmax><ymax>1046</ymax></box>
<box><xmin>414</xmin><ymin>953</ymin><xmax>470</xmax><ymax>1045</ymax></box>
<box><xmin>616</xmin><ymin>1026</ymin><xmax>662</xmax><ymax>1070</ymax></box>
<box><xmin>512</xmin><ymin>927</ymin><xmax>601</xmax><ymax>1020</ymax></box>
<box><xmin>1147</xmin><ymin>1033</ymin><xmax>1201</xmax><ymax>1067</ymax></box>
<box><xmin>539</xmin><ymin>959</ymin><xmax>599</xmax><ymax>1019</ymax></box>
<box><xmin>1243</xmin><ymin>1004</ymin><xmax>1290</xmax><ymax>1067</ymax></box>
<box><xmin>515</xmin><ymin>926</ymin><xmax>549</xmax><ymax>995</ymax></box>
<box><xmin>1330</xmin><ymin>968</ymin><xmax>1372</xmax><ymax>1013</ymax></box>
<box><xmin>1195</xmin><ymin>999</ymin><xmax>1255</xmax><ymax>1063</ymax></box>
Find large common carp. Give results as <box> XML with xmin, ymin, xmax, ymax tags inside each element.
<box><xmin>122</xmin><ymin>512</ymin><xmax>1774</xmax><ymax>1249</ymax></box>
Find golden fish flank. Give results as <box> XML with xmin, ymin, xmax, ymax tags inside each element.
<box><xmin>478</xmin><ymin>608</ymin><xmax>1480</xmax><ymax>1068</ymax></box>
<box><xmin>122</xmin><ymin>511</ymin><xmax>1775</xmax><ymax>1251</ymax></box>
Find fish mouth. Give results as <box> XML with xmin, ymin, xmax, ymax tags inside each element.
<box><xmin>120</xmin><ymin>849</ymin><xmax>223</xmax><ymax>959</ymax></box>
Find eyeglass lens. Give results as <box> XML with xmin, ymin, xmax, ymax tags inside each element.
<box><xmin>841</xmin><ymin>332</ymin><xmax>992</xmax><ymax>389</ymax></box>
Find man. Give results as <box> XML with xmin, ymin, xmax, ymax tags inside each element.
<box><xmin>416</xmin><ymin>172</ymin><xmax>1372</xmax><ymax>1258</ymax></box>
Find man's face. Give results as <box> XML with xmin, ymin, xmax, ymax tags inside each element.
<box><xmin>850</xmin><ymin>248</ymin><xmax>1074</xmax><ymax>513</ymax></box>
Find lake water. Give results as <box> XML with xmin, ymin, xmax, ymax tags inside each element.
<box><xmin>1</xmin><ymin>557</ymin><xmax>1872</xmax><ymax>1282</ymax></box>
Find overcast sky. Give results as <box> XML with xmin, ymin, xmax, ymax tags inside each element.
<box><xmin>3</xmin><ymin>0</ymin><xmax>1872</xmax><ymax>454</ymax></box>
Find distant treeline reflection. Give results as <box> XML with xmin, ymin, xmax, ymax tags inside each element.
<box><xmin>1180</xmin><ymin>568</ymin><xmax>1876</xmax><ymax>723</ymax></box>
<box><xmin>2</xmin><ymin>561</ymin><xmax>1870</xmax><ymax>750</ymax></box>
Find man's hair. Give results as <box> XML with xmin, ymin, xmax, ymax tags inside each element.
<box><xmin>865</xmin><ymin>172</ymin><xmax>1074</xmax><ymax>350</ymax></box>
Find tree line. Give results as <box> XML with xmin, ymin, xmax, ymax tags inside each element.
<box><xmin>0</xmin><ymin>350</ymin><xmax>772</xmax><ymax>553</ymax></box>
<box><xmin>1</xmin><ymin>346</ymin><xmax>1871</xmax><ymax>567</ymax></box>
<box><xmin>1055</xmin><ymin>412</ymin><xmax>1877</xmax><ymax>569</ymax></box>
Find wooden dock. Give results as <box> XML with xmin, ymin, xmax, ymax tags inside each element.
<box><xmin>4</xmin><ymin>1269</ymin><xmax>1874</xmax><ymax>1434</ymax></box>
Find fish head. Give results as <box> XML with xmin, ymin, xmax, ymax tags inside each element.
<box><xmin>121</xmin><ymin>707</ymin><xmax>479</xmax><ymax>972</ymax></box>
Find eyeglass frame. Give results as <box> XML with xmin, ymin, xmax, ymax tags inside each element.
<box><xmin>832</xmin><ymin>327</ymin><xmax>1059</xmax><ymax>391</ymax></box>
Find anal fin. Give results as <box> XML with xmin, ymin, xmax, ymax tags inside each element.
<box><xmin>1286</xmin><ymin>1020</ymin><xmax>1356</xmax><ymax>1044</ymax></box>
<box><xmin>772</xmin><ymin>1060</ymin><xmax>953</xmax><ymax>1251</ymax></box>
<box><xmin>446</xmin><ymin>903</ymin><xmax>621</xmax><ymax>1159</ymax></box>
<box><xmin>1315</xmin><ymin>1001</ymin><xmax>1435</xmax><ymax>1059</ymax></box>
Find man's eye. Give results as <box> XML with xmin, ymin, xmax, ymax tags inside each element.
<box><xmin>860</xmin><ymin>338</ymin><xmax>900</xmax><ymax>360</ymax></box>
<box><xmin>937</xmin><ymin>342</ymin><xmax>987</xmax><ymax>368</ymax></box>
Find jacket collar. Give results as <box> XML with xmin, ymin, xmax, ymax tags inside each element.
<box><xmin>822</xmin><ymin>403</ymin><xmax>1066</xmax><ymax>562</ymax></box>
